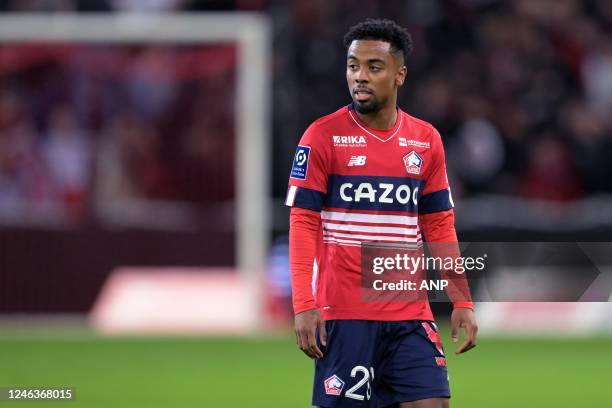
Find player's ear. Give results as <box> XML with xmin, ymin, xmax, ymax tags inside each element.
<box><xmin>396</xmin><ymin>66</ymin><xmax>407</xmax><ymax>87</ymax></box>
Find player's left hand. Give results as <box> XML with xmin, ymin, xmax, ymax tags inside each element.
<box><xmin>451</xmin><ymin>307</ymin><xmax>478</xmax><ymax>354</ymax></box>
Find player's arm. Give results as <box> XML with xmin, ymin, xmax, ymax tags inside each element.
<box><xmin>420</xmin><ymin>209</ymin><xmax>478</xmax><ymax>354</ymax></box>
<box><xmin>419</xmin><ymin>128</ymin><xmax>478</xmax><ymax>354</ymax></box>
<box><xmin>290</xmin><ymin>207</ymin><xmax>326</xmax><ymax>359</ymax></box>
<box><xmin>285</xmin><ymin>125</ymin><xmax>330</xmax><ymax>359</ymax></box>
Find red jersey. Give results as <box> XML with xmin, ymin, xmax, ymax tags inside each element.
<box><xmin>286</xmin><ymin>104</ymin><xmax>459</xmax><ymax>321</ymax></box>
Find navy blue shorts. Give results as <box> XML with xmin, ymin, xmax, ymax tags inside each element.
<box><xmin>312</xmin><ymin>320</ymin><xmax>450</xmax><ymax>407</ymax></box>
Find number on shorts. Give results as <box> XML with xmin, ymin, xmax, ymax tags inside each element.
<box><xmin>345</xmin><ymin>365</ymin><xmax>374</xmax><ymax>401</ymax></box>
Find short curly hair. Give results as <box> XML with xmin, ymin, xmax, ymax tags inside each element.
<box><xmin>343</xmin><ymin>18</ymin><xmax>413</xmax><ymax>62</ymax></box>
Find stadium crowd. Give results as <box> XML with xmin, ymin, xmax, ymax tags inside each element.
<box><xmin>0</xmin><ymin>0</ymin><xmax>611</xmax><ymax>226</ymax></box>
<box><xmin>272</xmin><ymin>0</ymin><xmax>612</xmax><ymax>201</ymax></box>
<box><xmin>0</xmin><ymin>43</ymin><xmax>236</xmax><ymax>223</ymax></box>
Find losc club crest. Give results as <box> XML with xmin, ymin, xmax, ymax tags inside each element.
<box><xmin>324</xmin><ymin>374</ymin><xmax>345</xmax><ymax>396</ymax></box>
<box><xmin>403</xmin><ymin>150</ymin><xmax>423</xmax><ymax>175</ymax></box>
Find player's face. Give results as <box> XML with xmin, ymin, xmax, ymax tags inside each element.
<box><xmin>346</xmin><ymin>40</ymin><xmax>406</xmax><ymax>115</ymax></box>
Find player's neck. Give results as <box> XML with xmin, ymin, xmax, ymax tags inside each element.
<box><xmin>355</xmin><ymin>103</ymin><xmax>398</xmax><ymax>131</ymax></box>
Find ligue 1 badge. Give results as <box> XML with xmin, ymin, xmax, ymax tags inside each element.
<box><xmin>403</xmin><ymin>150</ymin><xmax>423</xmax><ymax>175</ymax></box>
<box><xmin>290</xmin><ymin>145</ymin><xmax>310</xmax><ymax>180</ymax></box>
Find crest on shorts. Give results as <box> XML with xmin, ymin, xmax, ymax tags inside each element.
<box><xmin>324</xmin><ymin>374</ymin><xmax>345</xmax><ymax>396</ymax></box>
<box><xmin>403</xmin><ymin>150</ymin><xmax>423</xmax><ymax>175</ymax></box>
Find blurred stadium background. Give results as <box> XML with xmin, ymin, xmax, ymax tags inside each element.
<box><xmin>0</xmin><ymin>0</ymin><xmax>611</xmax><ymax>406</ymax></box>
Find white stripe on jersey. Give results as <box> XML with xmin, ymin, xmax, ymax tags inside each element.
<box><xmin>323</xmin><ymin>237</ymin><xmax>422</xmax><ymax>249</ymax></box>
<box><xmin>322</xmin><ymin>238</ymin><xmax>362</xmax><ymax>247</ymax></box>
<box><xmin>324</xmin><ymin>231</ymin><xmax>419</xmax><ymax>243</ymax></box>
<box><xmin>321</xmin><ymin>210</ymin><xmax>417</xmax><ymax>226</ymax></box>
<box><xmin>312</xmin><ymin>258</ymin><xmax>318</xmax><ymax>295</ymax></box>
<box><xmin>285</xmin><ymin>185</ymin><xmax>298</xmax><ymax>206</ymax></box>
<box><xmin>323</xmin><ymin>222</ymin><xmax>418</xmax><ymax>236</ymax></box>
<box><xmin>321</xmin><ymin>209</ymin><xmax>421</xmax><ymax>248</ymax></box>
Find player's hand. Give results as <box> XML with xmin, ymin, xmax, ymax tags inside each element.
<box><xmin>451</xmin><ymin>307</ymin><xmax>478</xmax><ymax>354</ymax></box>
<box><xmin>294</xmin><ymin>309</ymin><xmax>327</xmax><ymax>359</ymax></box>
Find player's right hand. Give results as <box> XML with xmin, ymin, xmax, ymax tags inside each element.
<box><xmin>294</xmin><ymin>309</ymin><xmax>327</xmax><ymax>359</ymax></box>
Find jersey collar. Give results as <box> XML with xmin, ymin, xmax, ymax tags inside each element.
<box><xmin>347</xmin><ymin>103</ymin><xmax>403</xmax><ymax>143</ymax></box>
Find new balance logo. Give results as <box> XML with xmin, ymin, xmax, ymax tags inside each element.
<box><xmin>347</xmin><ymin>155</ymin><xmax>366</xmax><ymax>166</ymax></box>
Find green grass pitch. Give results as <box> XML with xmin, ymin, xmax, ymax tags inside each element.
<box><xmin>0</xmin><ymin>324</ymin><xmax>611</xmax><ymax>407</ymax></box>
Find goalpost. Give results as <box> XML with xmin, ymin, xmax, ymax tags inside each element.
<box><xmin>0</xmin><ymin>13</ymin><xmax>272</xmax><ymax>329</ymax></box>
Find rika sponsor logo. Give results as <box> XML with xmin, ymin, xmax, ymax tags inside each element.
<box><xmin>324</xmin><ymin>375</ymin><xmax>345</xmax><ymax>396</ymax></box>
<box><xmin>347</xmin><ymin>155</ymin><xmax>366</xmax><ymax>166</ymax></box>
<box><xmin>333</xmin><ymin>135</ymin><xmax>367</xmax><ymax>147</ymax></box>
<box><xmin>399</xmin><ymin>137</ymin><xmax>430</xmax><ymax>149</ymax></box>
<box><xmin>403</xmin><ymin>150</ymin><xmax>423</xmax><ymax>175</ymax></box>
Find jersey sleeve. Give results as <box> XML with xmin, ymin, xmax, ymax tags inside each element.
<box><xmin>419</xmin><ymin>129</ymin><xmax>472</xmax><ymax>309</ymax></box>
<box><xmin>420</xmin><ymin>209</ymin><xmax>473</xmax><ymax>309</ymax></box>
<box><xmin>289</xmin><ymin>207</ymin><xmax>320</xmax><ymax>314</ymax></box>
<box><xmin>284</xmin><ymin>124</ymin><xmax>331</xmax><ymax>212</ymax></box>
<box><xmin>418</xmin><ymin>128</ymin><xmax>454</xmax><ymax>214</ymax></box>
